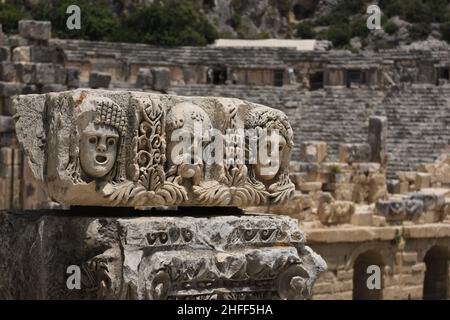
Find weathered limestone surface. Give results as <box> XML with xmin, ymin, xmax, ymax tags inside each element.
<box><xmin>0</xmin><ymin>209</ymin><xmax>326</xmax><ymax>300</ymax></box>
<box><xmin>13</xmin><ymin>89</ymin><xmax>295</xmax><ymax>208</ymax></box>
<box><xmin>18</xmin><ymin>20</ymin><xmax>51</xmax><ymax>41</ymax></box>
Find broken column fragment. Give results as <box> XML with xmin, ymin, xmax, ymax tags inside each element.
<box><xmin>368</xmin><ymin>116</ymin><xmax>387</xmax><ymax>164</ymax></box>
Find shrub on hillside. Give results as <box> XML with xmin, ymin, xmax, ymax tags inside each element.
<box><xmin>296</xmin><ymin>21</ymin><xmax>315</xmax><ymax>39</ymax></box>
<box><xmin>110</xmin><ymin>1</ymin><xmax>218</xmax><ymax>46</ymax></box>
<box><xmin>383</xmin><ymin>21</ymin><xmax>399</xmax><ymax>35</ymax></box>
<box><xmin>382</xmin><ymin>0</ymin><xmax>450</xmax><ymax>24</ymax></box>
<box><xmin>326</xmin><ymin>23</ymin><xmax>351</xmax><ymax>47</ymax></box>
<box><xmin>409</xmin><ymin>23</ymin><xmax>431</xmax><ymax>41</ymax></box>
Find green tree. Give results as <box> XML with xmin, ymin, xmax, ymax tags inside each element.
<box><xmin>0</xmin><ymin>4</ymin><xmax>29</xmax><ymax>33</ymax></box>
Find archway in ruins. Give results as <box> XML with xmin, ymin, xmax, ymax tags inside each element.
<box><xmin>352</xmin><ymin>250</ymin><xmax>384</xmax><ymax>300</ymax></box>
<box><xmin>423</xmin><ymin>246</ymin><xmax>449</xmax><ymax>300</ymax></box>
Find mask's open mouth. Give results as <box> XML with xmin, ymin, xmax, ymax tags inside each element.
<box><xmin>95</xmin><ymin>155</ymin><xmax>107</xmax><ymax>164</ymax></box>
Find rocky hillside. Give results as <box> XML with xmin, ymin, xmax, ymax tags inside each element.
<box><xmin>1</xmin><ymin>0</ymin><xmax>450</xmax><ymax>50</ymax></box>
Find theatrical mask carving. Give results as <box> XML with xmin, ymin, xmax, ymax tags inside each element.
<box><xmin>13</xmin><ymin>89</ymin><xmax>296</xmax><ymax>207</ymax></box>
<box><xmin>73</xmin><ymin>97</ymin><xmax>127</xmax><ymax>182</ymax></box>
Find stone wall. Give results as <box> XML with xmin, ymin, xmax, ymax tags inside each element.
<box><xmin>307</xmin><ymin>225</ymin><xmax>450</xmax><ymax>299</ymax></box>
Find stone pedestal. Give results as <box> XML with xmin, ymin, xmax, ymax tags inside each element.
<box><xmin>0</xmin><ymin>209</ymin><xmax>326</xmax><ymax>300</ymax></box>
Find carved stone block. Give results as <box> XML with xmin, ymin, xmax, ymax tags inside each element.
<box><xmin>375</xmin><ymin>200</ymin><xmax>406</xmax><ymax>223</ymax></box>
<box><xmin>13</xmin><ymin>89</ymin><xmax>295</xmax><ymax>207</ymax></box>
<box><xmin>0</xmin><ymin>210</ymin><xmax>326</xmax><ymax>300</ymax></box>
<box><xmin>317</xmin><ymin>192</ymin><xmax>355</xmax><ymax>225</ymax></box>
<box><xmin>405</xmin><ymin>199</ymin><xmax>424</xmax><ymax>221</ymax></box>
<box><xmin>88</xmin><ymin>72</ymin><xmax>111</xmax><ymax>89</ymax></box>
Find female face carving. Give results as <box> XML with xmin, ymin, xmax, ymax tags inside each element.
<box><xmin>255</xmin><ymin>134</ymin><xmax>287</xmax><ymax>181</ymax></box>
<box><xmin>79</xmin><ymin>122</ymin><xmax>119</xmax><ymax>178</ymax></box>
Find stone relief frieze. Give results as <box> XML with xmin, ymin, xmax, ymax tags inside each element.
<box><xmin>14</xmin><ymin>89</ymin><xmax>295</xmax><ymax>207</ymax></box>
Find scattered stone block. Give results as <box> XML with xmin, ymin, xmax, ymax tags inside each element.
<box><xmin>372</xmin><ymin>214</ymin><xmax>387</xmax><ymax>226</ymax></box>
<box><xmin>30</xmin><ymin>45</ymin><xmax>65</xmax><ymax>64</ymax></box>
<box><xmin>136</xmin><ymin>68</ymin><xmax>153</xmax><ymax>89</ymax></box>
<box><xmin>32</xmin><ymin>63</ymin><xmax>57</xmax><ymax>84</ymax></box>
<box><xmin>19</xmin><ymin>20</ymin><xmax>51</xmax><ymax>41</ymax></box>
<box><xmin>300</xmin><ymin>181</ymin><xmax>322</xmax><ymax>192</ymax></box>
<box><xmin>339</xmin><ymin>143</ymin><xmax>371</xmax><ymax>163</ymax></box>
<box><xmin>399</xmin><ymin>181</ymin><xmax>409</xmax><ymax>194</ymax></box>
<box><xmin>334</xmin><ymin>182</ymin><xmax>354</xmax><ymax>201</ymax></box>
<box><xmin>300</xmin><ymin>141</ymin><xmax>327</xmax><ymax>163</ymax></box>
<box><xmin>8</xmin><ymin>35</ymin><xmax>29</xmax><ymax>48</ymax></box>
<box><xmin>300</xmin><ymin>162</ymin><xmax>320</xmax><ymax>181</ymax></box>
<box><xmin>0</xmin><ymin>82</ymin><xmax>25</xmax><ymax>96</ymax></box>
<box><xmin>0</xmin><ymin>116</ymin><xmax>14</xmax><ymax>133</ymax></box>
<box><xmin>54</xmin><ymin>64</ymin><xmax>66</xmax><ymax>84</ymax></box>
<box><xmin>415</xmin><ymin>173</ymin><xmax>431</xmax><ymax>190</ymax></box>
<box><xmin>0</xmin><ymin>62</ymin><xmax>16</xmax><ymax>82</ymax></box>
<box><xmin>289</xmin><ymin>172</ymin><xmax>308</xmax><ymax>190</ymax></box>
<box><xmin>16</xmin><ymin>63</ymin><xmax>33</xmax><ymax>83</ymax></box>
<box><xmin>397</xmin><ymin>171</ymin><xmax>416</xmax><ymax>183</ymax></box>
<box><xmin>350</xmin><ymin>212</ymin><xmax>373</xmax><ymax>226</ymax></box>
<box><xmin>12</xmin><ymin>46</ymin><xmax>30</xmax><ymax>62</ymax></box>
<box><xmin>88</xmin><ymin>71</ymin><xmax>111</xmax><ymax>89</ymax></box>
<box><xmin>318</xmin><ymin>192</ymin><xmax>355</xmax><ymax>225</ymax></box>
<box><xmin>368</xmin><ymin>173</ymin><xmax>387</xmax><ymax>203</ymax></box>
<box><xmin>21</xmin><ymin>84</ymin><xmax>38</xmax><ymax>94</ymax></box>
<box><xmin>0</xmin><ymin>46</ymin><xmax>10</xmax><ymax>61</ymax></box>
<box><xmin>387</xmin><ymin>179</ymin><xmax>400</xmax><ymax>194</ymax></box>
<box><xmin>151</xmin><ymin>67</ymin><xmax>170</xmax><ymax>91</ymax></box>
<box><xmin>352</xmin><ymin>162</ymin><xmax>380</xmax><ymax>174</ymax></box>
<box><xmin>66</xmin><ymin>68</ymin><xmax>80</xmax><ymax>88</ymax></box>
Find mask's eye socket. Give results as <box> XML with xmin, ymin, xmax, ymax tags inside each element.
<box><xmin>107</xmin><ymin>137</ymin><xmax>117</xmax><ymax>146</ymax></box>
<box><xmin>89</xmin><ymin>136</ymin><xmax>97</xmax><ymax>144</ymax></box>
